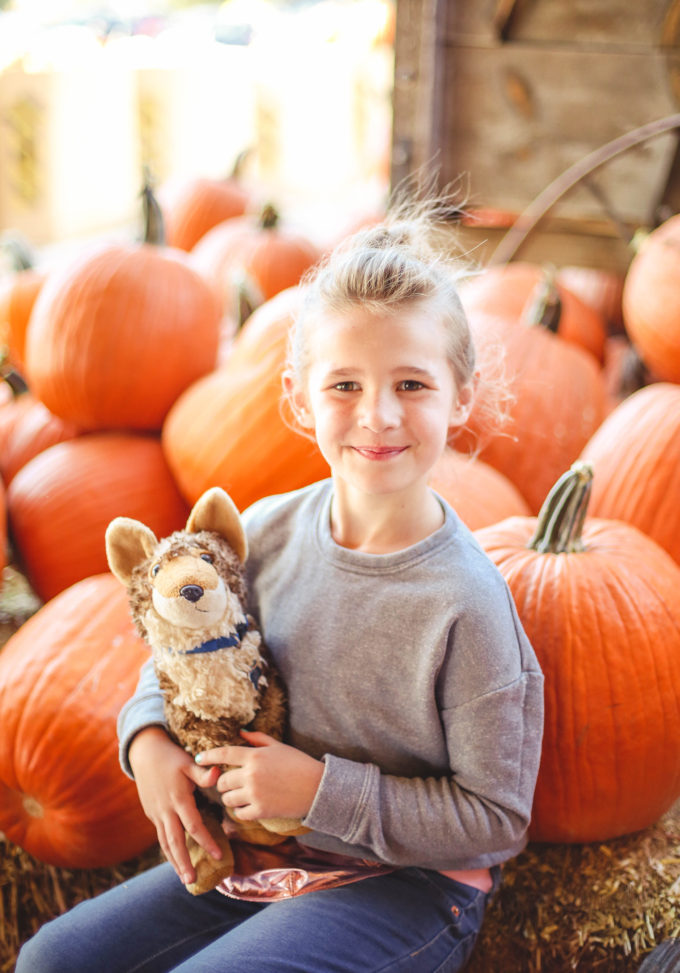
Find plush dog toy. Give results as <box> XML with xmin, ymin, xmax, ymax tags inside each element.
<box><xmin>105</xmin><ymin>486</ymin><xmax>307</xmax><ymax>895</ymax></box>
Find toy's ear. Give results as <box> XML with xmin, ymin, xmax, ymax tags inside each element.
<box><xmin>186</xmin><ymin>487</ymin><xmax>247</xmax><ymax>562</ymax></box>
<box><xmin>105</xmin><ymin>518</ymin><xmax>159</xmax><ymax>586</ymax></box>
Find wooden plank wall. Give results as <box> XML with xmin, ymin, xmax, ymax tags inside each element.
<box><xmin>392</xmin><ymin>0</ymin><xmax>680</xmax><ymax>270</ymax></box>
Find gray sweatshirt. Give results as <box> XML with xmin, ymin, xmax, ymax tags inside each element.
<box><xmin>118</xmin><ymin>479</ymin><xmax>544</xmax><ymax>872</ymax></box>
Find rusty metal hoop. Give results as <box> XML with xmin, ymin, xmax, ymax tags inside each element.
<box><xmin>490</xmin><ymin>114</ymin><xmax>680</xmax><ymax>265</ymax></box>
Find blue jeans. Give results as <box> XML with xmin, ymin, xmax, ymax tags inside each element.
<box><xmin>16</xmin><ymin>862</ymin><xmax>500</xmax><ymax>972</ymax></box>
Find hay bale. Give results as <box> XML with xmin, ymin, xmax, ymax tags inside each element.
<box><xmin>468</xmin><ymin>803</ymin><xmax>680</xmax><ymax>973</ymax></box>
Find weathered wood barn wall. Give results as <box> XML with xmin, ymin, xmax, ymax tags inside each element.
<box><xmin>391</xmin><ymin>0</ymin><xmax>680</xmax><ymax>270</ymax></box>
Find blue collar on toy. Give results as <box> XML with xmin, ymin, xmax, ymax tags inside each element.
<box><xmin>184</xmin><ymin>620</ymin><xmax>250</xmax><ymax>655</ymax></box>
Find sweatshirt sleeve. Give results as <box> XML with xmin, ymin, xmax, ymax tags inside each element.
<box><xmin>301</xmin><ymin>586</ymin><xmax>545</xmax><ymax>871</ymax></box>
<box><xmin>303</xmin><ymin>668</ymin><xmax>543</xmax><ymax>869</ymax></box>
<box><xmin>117</xmin><ymin>658</ymin><xmax>168</xmax><ymax>778</ymax></box>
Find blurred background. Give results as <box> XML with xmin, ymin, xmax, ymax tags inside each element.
<box><xmin>0</xmin><ymin>0</ymin><xmax>394</xmax><ymax>255</ymax></box>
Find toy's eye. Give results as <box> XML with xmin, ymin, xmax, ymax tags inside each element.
<box><xmin>151</xmin><ymin>563</ymin><xmax>161</xmax><ymax>577</ymax></box>
<box><xmin>200</xmin><ymin>553</ymin><xmax>214</xmax><ymax>564</ymax></box>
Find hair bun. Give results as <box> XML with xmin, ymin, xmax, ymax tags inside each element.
<box><xmin>361</xmin><ymin>223</ymin><xmax>413</xmax><ymax>250</ymax></box>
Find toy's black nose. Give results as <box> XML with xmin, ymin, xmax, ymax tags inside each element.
<box><xmin>180</xmin><ymin>584</ymin><xmax>204</xmax><ymax>603</ymax></box>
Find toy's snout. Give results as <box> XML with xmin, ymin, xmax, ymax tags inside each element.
<box><xmin>181</xmin><ymin>584</ymin><xmax>205</xmax><ymax>603</ymax></box>
<box><xmin>151</xmin><ymin>554</ymin><xmax>230</xmax><ymax>630</ymax></box>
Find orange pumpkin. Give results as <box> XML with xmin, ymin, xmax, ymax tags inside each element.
<box><xmin>0</xmin><ymin>475</ymin><xmax>6</xmax><ymax>577</ymax></box>
<box><xmin>460</xmin><ymin>261</ymin><xmax>608</xmax><ymax>363</ymax></box>
<box><xmin>0</xmin><ymin>391</ymin><xmax>35</xmax><ymax>457</ymax></box>
<box><xmin>622</xmin><ymin>215</ymin><xmax>680</xmax><ymax>383</ymax></box>
<box><xmin>556</xmin><ymin>265</ymin><xmax>625</xmax><ymax>336</ymax></box>
<box><xmin>0</xmin><ymin>573</ymin><xmax>157</xmax><ymax>867</ymax></box>
<box><xmin>475</xmin><ymin>462</ymin><xmax>680</xmax><ymax>843</ymax></box>
<box><xmin>0</xmin><ymin>267</ymin><xmax>46</xmax><ymax>373</ymax></box>
<box><xmin>159</xmin><ymin>171</ymin><xmax>250</xmax><ymax>252</ymax></box>
<box><xmin>190</xmin><ymin>204</ymin><xmax>321</xmax><ymax>315</ymax></box>
<box><xmin>25</xmin><ymin>241</ymin><xmax>221</xmax><ymax>432</ymax></box>
<box><xmin>7</xmin><ymin>432</ymin><xmax>189</xmax><ymax>601</ymax></box>
<box><xmin>1</xmin><ymin>398</ymin><xmax>81</xmax><ymax>486</ymax></box>
<box><xmin>163</xmin><ymin>286</ymin><xmax>329</xmax><ymax>508</ymax></box>
<box><xmin>429</xmin><ymin>448</ymin><xmax>530</xmax><ymax>530</ymax></box>
<box><xmin>580</xmin><ymin>382</ymin><xmax>680</xmax><ymax>566</ymax></box>
<box><xmin>454</xmin><ymin>307</ymin><xmax>607</xmax><ymax>514</ymax></box>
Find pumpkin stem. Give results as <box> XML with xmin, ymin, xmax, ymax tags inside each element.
<box><xmin>229</xmin><ymin>270</ymin><xmax>264</xmax><ymax>331</ymax></box>
<box><xmin>1</xmin><ymin>367</ymin><xmax>29</xmax><ymax>397</ymax></box>
<box><xmin>522</xmin><ymin>267</ymin><xmax>562</xmax><ymax>333</ymax></box>
<box><xmin>141</xmin><ymin>172</ymin><xmax>166</xmax><ymax>246</ymax></box>
<box><xmin>0</xmin><ymin>230</ymin><xmax>34</xmax><ymax>271</ymax></box>
<box><xmin>230</xmin><ymin>147</ymin><xmax>251</xmax><ymax>180</ymax></box>
<box><xmin>527</xmin><ymin>461</ymin><xmax>594</xmax><ymax>553</ymax></box>
<box><xmin>260</xmin><ymin>204</ymin><xmax>279</xmax><ymax>230</ymax></box>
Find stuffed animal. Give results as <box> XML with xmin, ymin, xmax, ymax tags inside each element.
<box><xmin>105</xmin><ymin>486</ymin><xmax>308</xmax><ymax>895</ymax></box>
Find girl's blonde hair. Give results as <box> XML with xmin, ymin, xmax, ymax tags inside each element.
<box><xmin>284</xmin><ymin>189</ymin><xmax>512</xmax><ymax>449</ymax></box>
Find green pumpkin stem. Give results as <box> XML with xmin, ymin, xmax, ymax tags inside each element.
<box><xmin>0</xmin><ymin>231</ymin><xmax>34</xmax><ymax>271</ymax></box>
<box><xmin>527</xmin><ymin>461</ymin><xmax>594</xmax><ymax>553</ymax></box>
<box><xmin>141</xmin><ymin>173</ymin><xmax>166</xmax><ymax>246</ymax></box>
<box><xmin>230</xmin><ymin>148</ymin><xmax>251</xmax><ymax>180</ymax></box>
<box><xmin>522</xmin><ymin>267</ymin><xmax>562</xmax><ymax>334</ymax></box>
<box><xmin>260</xmin><ymin>204</ymin><xmax>279</xmax><ymax>230</ymax></box>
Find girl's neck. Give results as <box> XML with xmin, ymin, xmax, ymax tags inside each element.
<box><xmin>329</xmin><ymin>482</ymin><xmax>445</xmax><ymax>554</ymax></box>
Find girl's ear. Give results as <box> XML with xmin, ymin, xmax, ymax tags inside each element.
<box><xmin>282</xmin><ymin>369</ymin><xmax>314</xmax><ymax>429</ymax></box>
<box><xmin>448</xmin><ymin>374</ymin><xmax>477</xmax><ymax>431</ymax></box>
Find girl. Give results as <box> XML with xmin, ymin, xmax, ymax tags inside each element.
<box><xmin>17</xmin><ymin>205</ymin><xmax>544</xmax><ymax>973</ymax></box>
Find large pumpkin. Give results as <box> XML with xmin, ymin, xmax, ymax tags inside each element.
<box><xmin>7</xmin><ymin>432</ymin><xmax>189</xmax><ymax>601</ymax></box>
<box><xmin>24</xmin><ymin>240</ymin><xmax>221</xmax><ymax>431</ymax></box>
<box><xmin>580</xmin><ymin>382</ymin><xmax>680</xmax><ymax>566</ymax></box>
<box><xmin>163</xmin><ymin>286</ymin><xmax>329</xmax><ymax>508</ymax></box>
<box><xmin>555</xmin><ymin>265</ymin><xmax>625</xmax><ymax>336</ymax></box>
<box><xmin>0</xmin><ymin>475</ymin><xmax>6</xmax><ymax>578</ymax></box>
<box><xmin>1</xmin><ymin>397</ymin><xmax>81</xmax><ymax>486</ymax></box>
<box><xmin>190</xmin><ymin>204</ymin><xmax>321</xmax><ymax>315</ymax></box>
<box><xmin>0</xmin><ymin>266</ymin><xmax>46</xmax><ymax>374</ymax></box>
<box><xmin>159</xmin><ymin>170</ymin><xmax>250</xmax><ymax>252</ymax></box>
<box><xmin>621</xmin><ymin>215</ymin><xmax>680</xmax><ymax>383</ymax></box>
<box><xmin>0</xmin><ymin>573</ymin><xmax>157</xmax><ymax>867</ymax></box>
<box><xmin>454</xmin><ymin>306</ymin><xmax>607</xmax><ymax>514</ymax></box>
<box><xmin>0</xmin><ymin>390</ymin><xmax>35</xmax><ymax>457</ymax></box>
<box><xmin>475</xmin><ymin>463</ymin><xmax>680</xmax><ymax>843</ymax></box>
<box><xmin>429</xmin><ymin>448</ymin><xmax>530</xmax><ymax>530</ymax></box>
<box><xmin>460</xmin><ymin>262</ymin><xmax>608</xmax><ymax>363</ymax></box>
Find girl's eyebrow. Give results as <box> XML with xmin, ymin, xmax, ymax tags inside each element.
<box><xmin>322</xmin><ymin>365</ymin><xmax>437</xmax><ymax>379</ymax></box>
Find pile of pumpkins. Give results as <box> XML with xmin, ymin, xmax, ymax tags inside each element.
<box><xmin>0</xmin><ymin>175</ymin><xmax>679</xmax><ymax>873</ymax></box>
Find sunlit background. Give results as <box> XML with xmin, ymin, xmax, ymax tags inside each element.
<box><xmin>0</xmin><ymin>0</ymin><xmax>394</xmax><ymax>257</ymax></box>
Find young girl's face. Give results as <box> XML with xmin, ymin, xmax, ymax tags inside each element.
<box><xmin>291</xmin><ymin>304</ymin><xmax>473</xmax><ymax>500</ymax></box>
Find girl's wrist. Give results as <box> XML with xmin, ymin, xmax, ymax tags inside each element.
<box><xmin>128</xmin><ymin>725</ymin><xmax>171</xmax><ymax>774</ymax></box>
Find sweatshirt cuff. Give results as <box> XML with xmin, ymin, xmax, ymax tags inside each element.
<box><xmin>117</xmin><ymin>691</ymin><xmax>168</xmax><ymax>778</ymax></box>
<box><xmin>303</xmin><ymin>753</ymin><xmax>378</xmax><ymax>841</ymax></box>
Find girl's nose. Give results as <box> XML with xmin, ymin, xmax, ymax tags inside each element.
<box><xmin>358</xmin><ymin>390</ymin><xmax>400</xmax><ymax>431</ymax></box>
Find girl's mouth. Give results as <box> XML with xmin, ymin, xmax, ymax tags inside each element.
<box><xmin>352</xmin><ymin>445</ymin><xmax>408</xmax><ymax>460</ymax></box>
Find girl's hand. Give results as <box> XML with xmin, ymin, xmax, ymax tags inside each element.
<box><xmin>128</xmin><ymin>726</ymin><xmax>223</xmax><ymax>885</ymax></box>
<box><xmin>196</xmin><ymin>730</ymin><xmax>324</xmax><ymax>821</ymax></box>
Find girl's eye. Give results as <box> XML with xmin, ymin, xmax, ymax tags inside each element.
<box><xmin>200</xmin><ymin>553</ymin><xmax>214</xmax><ymax>563</ymax></box>
<box><xmin>399</xmin><ymin>380</ymin><xmax>425</xmax><ymax>391</ymax></box>
<box><xmin>332</xmin><ymin>381</ymin><xmax>359</xmax><ymax>392</ymax></box>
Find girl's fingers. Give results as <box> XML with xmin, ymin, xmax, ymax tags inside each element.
<box><xmin>196</xmin><ymin>732</ymin><xmax>277</xmax><ymax>767</ymax></box>
<box><xmin>239</xmin><ymin>729</ymin><xmax>277</xmax><ymax>747</ymax></box>
<box><xmin>184</xmin><ymin>761</ymin><xmax>220</xmax><ymax>788</ymax></box>
<box><xmin>158</xmin><ymin>816</ymin><xmax>190</xmax><ymax>881</ymax></box>
<box><xmin>195</xmin><ymin>746</ymin><xmax>236</xmax><ymax>767</ymax></box>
